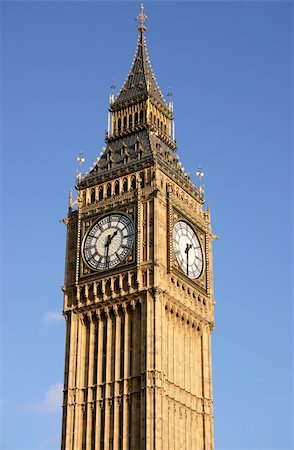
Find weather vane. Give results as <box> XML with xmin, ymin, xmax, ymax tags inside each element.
<box><xmin>136</xmin><ymin>3</ymin><xmax>148</xmax><ymax>32</ymax></box>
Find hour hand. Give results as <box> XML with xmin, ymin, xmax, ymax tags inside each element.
<box><xmin>105</xmin><ymin>234</ymin><xmax>112</xmax><ymax>248</ymax></box>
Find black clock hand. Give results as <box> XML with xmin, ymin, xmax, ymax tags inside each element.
<box><xmin>185</xmin><ymin>243</ymin><xmax>193</xmax><ymax>276</ymax></box>
<box><xmin>104</xmin><ymin>235</ymin><xmax>112</xmax><ymax>257</ymax></box>
<box><xmin>108</xmin><ymin>229</ymin><xmax>119</xmax><ymax>244</ymax></box>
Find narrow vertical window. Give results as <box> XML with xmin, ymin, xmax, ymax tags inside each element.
<box><xmin>128</xmin><ymin>399</ymin><xmax>132</xmax><ymax>450</ymax></box>
<box><xmin>100</xmin><ymin>404</ymin><xmax>105</xmax><ymax>449</ymax></box>
<box><xmin>119</xmin><ymin>401</ymin><xmax>123</xmax><ymax>450</ymax></box>
<box><xmin>102</xmin><ymin>316</ymin><xmax>107</xmax><ymax>383</ymax></box>
<box><xmin>129</xmin><ymin>319</ymin><xmax>133</xmax><ymax>377</ymax></box>
<box><xmin>120</xmin><ymin>319</ymin><xmax>125</xmax><ymax>379</ymax></box>
<box><xmin>93</xmin><ymin>318</ymin><xmax>98</xmax><ymax>384</ymax></box>
<box><xmin>90</xmin><ymin>188</ymin><xmax>95</xmax><ymax>203</ymax></box>
<box><xmin>140</xmin><ymin>172</ymin><xmax>145</xmax><ymax>188</ymax></box>
<box><xmin>131</xmin><ymin>176</ymin><xmax>136</xmax><ymax>189</ymax></box>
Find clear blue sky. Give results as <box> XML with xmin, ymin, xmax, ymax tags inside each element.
<box><xmin>1</xmin><ymin>1</ymin><xmax>292</xmax><ymax>449</ymax></box>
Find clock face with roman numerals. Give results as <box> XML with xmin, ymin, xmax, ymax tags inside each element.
<box><xmin>83</xmin><ymin>213</ymin><xmax>134</xmax><ymax>270</ymax></box>
<box><xmin>173</xmin><ymin>220</ymin><xmax>203</xmax><ymax>279</ymax></box>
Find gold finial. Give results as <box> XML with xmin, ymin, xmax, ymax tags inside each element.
<box><xmin>136</xmin><ymin>3</ymin><xmax>148</xmax><ymax>33</ymax></box>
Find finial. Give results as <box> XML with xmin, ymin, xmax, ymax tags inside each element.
<box><xmin>68</xmin><ymin>188</ymin><xmax>73</xmax><ymax>208</ymax></box>
<box><xmin>111</xmin><ymin>80</ymin><xmax>115</xmax><ymax>97</ymax></box>
<box><xmin>167</xmin><ymin>86</ymin><xmax>173</xmax><ymax>112</ymax></box>
<box><xmin>77</xmin><ymin>152</ymin><xmax>85</xmax><ymax>168</ymax></box>
<box><xmin>109</xmin><ymin>80</ymin><xmax>115</xmax><ymax>105</ymax></box>
<box><xmin>76</xmin><ymin>152</ymin><xmax>85</xmax><ymax>183</ymax></box>
<box><xmin>136</xmin><ymin>3</ymin><xmax>148</xmax><ymax>33</ymax></box>
<box><xmin>196</xmin><ymin>166</ymin><xmax>204</xmax><ymax>195</ymax></box>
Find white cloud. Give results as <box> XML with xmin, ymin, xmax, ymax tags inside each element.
<box><xmin>43</xmin><ymin>311</ymin><xmax>63</xmax><ymax>325</ymax></box>
<box><xmin>32</xmin><ymin>383</ymin><xmax>63</xmax><ymax>414</ymax></box>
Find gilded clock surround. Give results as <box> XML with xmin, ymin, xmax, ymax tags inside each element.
<box><xmin>61</xmin><ymin>5</ymin><xmax>215</xmax><ymax>450</ymax></box>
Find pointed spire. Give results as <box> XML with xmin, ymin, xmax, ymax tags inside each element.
<box><xmin>111</xmin><ymin>4</ymin><xmax>170</xmax><ymax>114</ymax></box>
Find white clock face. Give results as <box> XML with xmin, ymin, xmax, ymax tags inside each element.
<box><xmin>83</xmin><ymin>213</ymin><xmax>134</xmax><ymax>270</ymax></box>
<box><xmin>173</xmin><ymin>220</ymin><xmax>203</xmax><ymax>279</ymax></box>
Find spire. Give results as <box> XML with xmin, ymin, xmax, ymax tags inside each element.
<box><xmin>111</xmin><ymin>4</ymin><xmax>169</xmax><ymax>114</ymax></box>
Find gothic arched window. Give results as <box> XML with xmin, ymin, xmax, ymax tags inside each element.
<box><xmin>114</xmin><ymin>180</ymin><xmax>119</xmax><ymax>195</ymax></box>
<box><xmin>123</xmin><ymin>178</ymin><xmax>128</xmax><ymax>192</ymax></box>
<box><xmin>90</xmin><ymin>188</ymin><xmax>95</xmax><ymax>203</ymax></box>
<box><xmin>139</xmin><ymin>172</ymin><xmax>145</xmax><ymax>188</ymax></box>
<box><xmin>98</xmin><ymin>186</ymin><xmax>103</xmax><ymax>200</ymax></box>
<box><xmin>131</xmin><ymin>176</ymin><xmax>136</xmax><ymax>189</ymax></box>
<box><xmin>106</xmin><ymin>183</ymin><xmax>111</xmax><ymax>198</ymax></box>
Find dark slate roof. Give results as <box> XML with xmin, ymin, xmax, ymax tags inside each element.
<box><xmin>111</xmin><ymin>30</ymin><xmax>170</xmax><ymax>115</ymax></box>
<box><xmin>78</xmin><ymin>129</ymin><xmax>202</xmax><ymax>201</ymax></box>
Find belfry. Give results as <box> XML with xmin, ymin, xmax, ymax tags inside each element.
<box><xmin>61</xmin><ymin>5</ymin><xmax>215</xmax><ymax>449</ymax></box>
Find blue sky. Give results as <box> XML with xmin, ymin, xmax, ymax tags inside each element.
<box><xmin>1</xmin><ymin>1</ymin><xmax>292</xmax><ymax>449</ymax></box>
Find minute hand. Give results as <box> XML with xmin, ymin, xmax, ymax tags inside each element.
<box><xmin>108</xmin><ymin>229</ymin><xmax>119</xmax><ymax>244</ymax></box>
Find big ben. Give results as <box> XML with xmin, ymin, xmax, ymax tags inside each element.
<box><xmin>61</xmin><ymin>4</ymin><xmax>215</xmax><ymax>449</ymax></box>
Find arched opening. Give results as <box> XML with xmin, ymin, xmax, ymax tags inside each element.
<box><xmin>123</xmin><ymin>178</ymin><xmax>128</xmax><ymax>192</ymax></box>
<box><xmin>131</xmin><ymin>176</ymin><xmax>136</xmax><ymax>189</ymax></box>
<box><xmin>134</xmin><ymin>112</ymin><xmax>138</xmax><ymax>125</ymax></box>
<box><xmin>118</xmin><ymin>118</ymin><xmax>121</xmax><ymax>132</ymax></box>
<box><xmin>106</xmin><ymin>183</ymin><xmax>111</xmax><ymax>198</ymax></box>
<box><xmin>98</xmin><ymin>186</ymin><xmax>103</xmax><ymax>200</ymax></box>
<box><xmin>114</xmin><ymin>180</ymin><xmax>119</xmax><ymax>195</ymax></box>
<box><xmin>129</xmin><ymin>114</ymin><xmax>133</xmax><ymax>129</ymax></box>
<box><xmin>140</xmin><ymin>110</ymin><xmax>144</xmax><ymax>123</ymax></box>
<box><xmin>90</xmin><ymin>188</ymin><xmax>95</xmax><ymax>203</ymax></box>
<box><xmin>139</xmin><ymin>172</ymin><xmax>145</xmax><ymax>188</ymax></box>
<box><xmin>123</xmin><ymin>116</ymin><xmax>127</xmax><ymax>129</ymax></box>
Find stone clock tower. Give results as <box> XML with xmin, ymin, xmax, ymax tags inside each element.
<box><xmin>61</xmin><ymin>5</ymin><xmax>215</xmax><ymax>450</ymax></box>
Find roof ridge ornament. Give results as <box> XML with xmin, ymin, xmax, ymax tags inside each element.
<box><xmin>136</xmin><ymin>3</ymin><xmax>148</xmax><ymax>33</ymax></box>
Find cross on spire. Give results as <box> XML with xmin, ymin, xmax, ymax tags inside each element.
<box><xmin>136</xmin><ymin>3</ymin><xmax>148</xmax><ymax>33</ymax></box>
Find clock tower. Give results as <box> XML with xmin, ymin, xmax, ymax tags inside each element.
<box><xmin>61</xmin><ymin>5</ymin><xmax>215</xmax><ymax>450</ymax></box>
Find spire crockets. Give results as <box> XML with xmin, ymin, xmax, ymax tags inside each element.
<box><xmin>110</xmin><ymin>3</ymin><xmax>171</xmax><ymax>120</ymax></box>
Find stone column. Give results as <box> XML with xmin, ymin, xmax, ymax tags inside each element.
<box><xmin>154</xmin><ymin>291</ymin><xmax>163</xmax><ymax>450</ymax></box>
<box><xmin>104</xmin><ymin>308</ymin><xmax>112</xmax><ymax>450</ymax></box>
<box><xmin>73</xmin><ymin>314</ymin><xmax>87</xmax><ymax>449</ymax></box>
<box><xmin>113</xmin><ymin>306</ymin><xmax>121</xmax><ymax>450</ymax></box>
<box><xmin>122</xmin><ymin>304</ymin><xmax>129</xmax><ymax>450</ymax></box>
<box><xmin>64</xmin><ymin>312</ymin><xmax>77</xmax><ymax>450</ymax></box>
<box><xmin>95</xmin><ymin>310</ymin><xmax>103</xmax><ymax>450</ymax></box>
<box><xmin>86</xmin><ymin>313</ymin><xmax>95</xmax><ymax>450</ymax></box>
<box><xmin>145</xmin><ymin>291</ymin><xmax>154</xmax><ymax>450</ymax></box>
